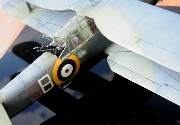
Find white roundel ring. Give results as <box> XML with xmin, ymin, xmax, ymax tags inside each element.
<box><xmin>57</xmin><ymin>58</ymin><xmax>76</xmax><ymax>81</ymax></box>
<box><xmin>61</xmin><ymin>64</ymin><xmax>73</xmax><ymax>78</ymax></box>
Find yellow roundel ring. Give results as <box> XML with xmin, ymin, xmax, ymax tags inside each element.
<box><xmin>53</xmin><ymin>55</ymin><xmax>80</xmax><ymax>85</ymax></box>
<box><xmin>68</xmin><ymin>55</ymin><xmax>80</xmax><ymax>75</ymax></box>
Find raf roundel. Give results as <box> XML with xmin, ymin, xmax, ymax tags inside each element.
<box><xmin>57</xmin><ymin>59</ymin><xmax>76</xmax><ymax>81</ymax></box>
<box><xmin>53</xmin><ymin>55</ymin><xmax>80</xmax><ymax>85</ymax></box>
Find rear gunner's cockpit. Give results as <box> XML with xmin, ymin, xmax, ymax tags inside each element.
<box><xmin>36</xmin><ymin>15</ymin><xmax>98</xmax><ymax>60</ymax></box>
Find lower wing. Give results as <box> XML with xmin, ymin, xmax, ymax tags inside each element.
<box><xmin>106</xmin><ymin>43</ymin><xmax>180</xmax><ymax>106</ymax></box>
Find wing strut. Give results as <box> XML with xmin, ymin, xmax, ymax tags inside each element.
<box><xmin>26</xmin><ymin>2</ymin><xmax>32</xmax><ymax>13</ymax></box>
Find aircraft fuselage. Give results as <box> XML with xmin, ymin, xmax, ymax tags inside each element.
<box><xmin>0</xmin><ymin>15</ymin><xmax>112</xmax><ymax>118</ymax></box>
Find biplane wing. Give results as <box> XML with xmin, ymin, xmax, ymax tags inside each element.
<box><xmin>1</xmin><ymin>0</ymin><xmax>75</xmax><ymax>35</ymax></box>
<box><xmin>2</xmin><ymin>0</ymin><xmax>180</xmax><ymax>107</ymax></box>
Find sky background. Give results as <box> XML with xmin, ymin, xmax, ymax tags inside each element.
<box><xmin>0</xmin><ymin>0</ymin><xmax>180</xmax><ymax>125</ymax></box>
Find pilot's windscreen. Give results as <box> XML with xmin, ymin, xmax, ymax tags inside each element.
<box><xmin>56</xmin><ymin>27</ymin><xmax>69</xmax><ymax>37</ymax></box>
<box><xmin>73</xmin><ymin>15</ymin><xmax>82</xmax><ymax>22</ymax></box>
<box><xmin>54</xmin><ymin>37</ymin><xmax>65</xmax><ymax>47</ymax></box>
<box><xmin>66</xmin><ymin>20</ymin><xmax>76</xmax><ymax>29</ymax></box>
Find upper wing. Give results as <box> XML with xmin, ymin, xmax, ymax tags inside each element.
<box><xmin>0</xmin><ymin>104</ymin><xmax>12</xmax><ymax>125</ymax></box>
<box><xmin>1</xmin><ymin>0</ymin><xmax>75</xmax><ymax>34</ymax></box>
<box><xmin>77</xmin><ymin>0</ymin><xmax>180</xmax><ymax>74</ymax></box>
<box><xmin>11</xmin><ymin>0</ymin><xmax>180</xmax><ymax>74</ymax></box>
<box><xmin>23</xmin><ymin>0</ymin><xmax>92</xmax><ymax>10</ymax></box>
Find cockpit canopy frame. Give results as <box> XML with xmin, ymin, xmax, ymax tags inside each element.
<box><xmin>52</xmin><ymin>15</ymin><xmax>97</xmax><ymax>59</ymax></box>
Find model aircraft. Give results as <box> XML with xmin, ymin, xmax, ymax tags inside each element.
<box><xmin>1</xmin><ymin>0</ymin><xmax>180</xmax><ymax>124</ymax></box>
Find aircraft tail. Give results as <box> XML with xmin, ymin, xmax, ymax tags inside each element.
<box><xmin>0</xmin><ymin>52</ymin><xmax>58</xmax><ymax>118</ymax></box>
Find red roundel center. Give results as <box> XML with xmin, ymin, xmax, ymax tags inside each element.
<box><xmin>65</xmin><ymin>69</ymin><xmax>69</xmax><ymax>73</ymax></box>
